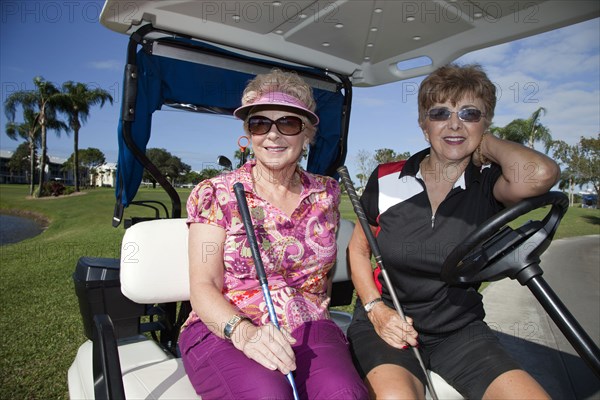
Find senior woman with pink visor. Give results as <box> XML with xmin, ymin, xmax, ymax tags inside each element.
<box><xmin>178</xmin><ymin>69</ymin><xmax>368</xmax><ymax>400</ymax></box>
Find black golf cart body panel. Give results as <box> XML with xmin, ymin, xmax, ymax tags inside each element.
<box><xmin>68</xmin><ymin>1</ymin><xmax>599</xmax><ymax>399</ymax></box>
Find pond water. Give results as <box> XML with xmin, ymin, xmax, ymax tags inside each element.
<box><xmin>0</xmin><ymin>214</ymin><xmax>45</xmax><ymax>245</ymax></box>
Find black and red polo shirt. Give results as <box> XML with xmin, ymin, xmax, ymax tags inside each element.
<box><xmin>360</xmin><ymin>148</ymin><xmax>504</xmax><ymax>335</ymax></box>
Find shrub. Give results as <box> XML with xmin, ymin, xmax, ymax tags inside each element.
<box><xmin>42</xmin><ymin>181</ymin><xmax>66</xmax><ymax>197</ymax></box>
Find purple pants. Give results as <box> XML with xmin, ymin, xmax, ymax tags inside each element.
<box><xmin>179</xmin><ymin>318</ymin><xmax>368</xmax><ymax>400</ymax></box>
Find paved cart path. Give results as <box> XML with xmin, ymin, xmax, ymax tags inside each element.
<box><xmin>483</xmin><ymin>235</ymin><xmax>600</xmax><ymax>400</ymax></box>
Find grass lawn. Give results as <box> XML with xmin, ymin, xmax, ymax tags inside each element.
<box><xmin>0</xmin><ymin>184</ymin><xmax>598</xmax><ymax>399</ymax></box>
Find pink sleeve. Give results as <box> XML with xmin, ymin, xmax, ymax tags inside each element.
<box><xmin>327</xmin><ymin>177</ymin><xmax>341</xmax><ymax>233</ymax></box>
<box><xmin>186</xmin><ymin>180</ymin><xmax>227</xmax><ymax>229</ymax></box>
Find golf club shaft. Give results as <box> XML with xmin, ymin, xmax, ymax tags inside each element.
<box><xmin>233</xmin><ymin>182</ymin><xmax>300</xmax><ymax>400</ymax></box>
<box><xmin>337</xmin><ymin>166</ymin><xmax>438</xmax><ymax>400</ymax></box>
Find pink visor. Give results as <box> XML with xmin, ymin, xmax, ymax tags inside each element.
<box><xmin>234</xmin><ymin>91</ymin><xmax>319</xmax><ymax>125</ymax></box>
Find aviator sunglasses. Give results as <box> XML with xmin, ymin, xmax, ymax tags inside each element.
<box><xmin>247</xmin><ymin>115</ymin><xmax>305</xmax><ymax>136</ymax></box>
<box><xmin>426</xmin><ymin>107</ymin><xmax>485</xmax><ymax>122</ymax></box>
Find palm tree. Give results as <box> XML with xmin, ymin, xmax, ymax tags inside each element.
<box><xmin>558</xmin><ymin>169</ymin><xmax>577</xmax><ymax>206</ymax></box>
<box><xmin>494</xmin><ymin>107</ymin><xmax>553</xmax><ymax>153</ymax></box>
<box><xmin>5</xmin><ymin>108</ymin><xmax>41</xmax><ymax>195</ymax></box>
<box><xmin>4</xmin><ymin>77</ymin><xmax>68</xmax><ymax>197</ymax></box>
<box><xmin>234</xmin><ymin>148</ymin><xmax>251</xmax><ymax>168</ymax></box>
<box><xmin>61</xmin><ymin>82</ymin><xmax>113</xmax><ymax>192</ymax></box>
<box><xmin>527</xmin><ymin>107</ymin><xmax>549</xmax><ymax>150</ymax></box>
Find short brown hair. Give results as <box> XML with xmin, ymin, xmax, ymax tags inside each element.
<box><xmin>418</xmin><ymin>63</ymin><xmax>496</xmax><ymax>128</ymax></box>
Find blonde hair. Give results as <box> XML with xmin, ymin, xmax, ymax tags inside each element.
<box><xmin>241</xmin><ymin>68</ymin><xmax>318</xmax><ymax>141</ymax></box>
<box><xmin>241</xmin><ymin>69</ymin><xmax>316</xmax><ymax>112</ymax></box>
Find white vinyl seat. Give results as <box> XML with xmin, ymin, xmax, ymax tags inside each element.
<box><xmin>68</xmin><ymin>219</ymin><xmax>196</xmax><ymax>400</ymax></box>
<box><xmin>68</xmin><ymin>337</ymin><xmax>196</xmax><ymax>400</ymax></box>
<box><xmin>119</xmin><ymin>218</ymin><xmax>358</xmax><ymax>308</ymax></box>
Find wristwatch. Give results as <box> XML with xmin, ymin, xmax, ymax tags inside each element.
<box><xmin>223</xmin><ymin>314</ymin><xmax>249</xmax><ymax>340</ymax></box>
<box><xmin>364</xmin><ymin>297</ymin><xmax>383</xmax><ymax>313</ymax></box>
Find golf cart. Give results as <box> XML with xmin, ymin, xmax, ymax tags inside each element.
<box><xmin>68</xmin><ymin>1</ymin><xmax>600</xmax><ymax>399</ymax></box>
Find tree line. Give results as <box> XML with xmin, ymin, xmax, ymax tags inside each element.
<box><xmin>3</xmin><ymin>76</ymin><xmax>237</xmax><ymax>195</ymax></box>
<box><xmin>143</xmin><ymin>148</ymin><xmax>223</xmax><ymax>188</ymax></box>
<box><xmin>353</xmin><ymin>107</ymin><xmax>599</xmax><ymax>207</ymax></box>
<box><xmin>5</xmin><ymin>80</ymin><xmax>596</xmax><ymax>207</ymax></box>
<box><xmin>6</xmin><ymin>143</ymin><xmax>108</xmax><ymax>189</ymax></box>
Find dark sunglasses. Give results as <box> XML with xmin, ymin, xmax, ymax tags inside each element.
<box><xmin>247</xmin><ymin>115</ymin><xmax>305</xmax><ymax>136</ymax></box>
<box><xmin>426</xmin><ymin>107</ymin><xmax>484</xmax><ymax>122</ymax></box>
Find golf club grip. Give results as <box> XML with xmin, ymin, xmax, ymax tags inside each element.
<box><xmin>233</xmin><ymin>182</ymin><xmax>300</xmax><ymax>400</ymax></box>
<box><xmin>336</xmin><ymin>166</ymin><xmax>439</xmax><ymax>400</ymax></box>
<box><xmin>233</xmin><ymin>183</ymin><xmax>268</xmax><ymax>286</ymax></box>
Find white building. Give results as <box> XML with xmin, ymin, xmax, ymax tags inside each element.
<box><xmin>91</xmin><ymin>162</ymin><xmax>117</xmax><ymax>187</ymax></box>
<box><xmin>0</xmin><ymin>149</ymin><xmax>72</xmax><ymax>184</ymax></box>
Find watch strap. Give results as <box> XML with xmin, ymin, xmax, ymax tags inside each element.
<box><xmin>223</xmin><ymin>314</ymin><xmax>249</xmax><ymax>340</ymax></box>
<box><xmin>364</xmin><ymin>297</ymin><xmax>383</xmax><ymax>313</ymax></box>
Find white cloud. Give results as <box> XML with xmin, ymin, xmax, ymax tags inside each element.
<box><xmin>455</xmin><ymin>18</ymin><xmax>600</xmax><ymax>151</ymax></box>
<box><xmin>513</xmin><ymin>47</ymin><xmax>598</xmax><ymax>80</ymax></box>
<box><xmin>525</xmin><ymin>19</ymin><xmax>599</xmax><ymax>53</ymax></box>
<box><xmin>493</xmin><ymin>87</ymin><xmax>599</xmax><ymax>146</ymax></box>
<box><xmin>540</xmin><ymin>89</ymin><xmax>600</xmax><ymax>135</ymax></box>
<box><xmin>87</xmin><ymin>60</ymin><xmax>122</xmax><ymax>71</ymax></box>
<box><xmin>458</xmin><ymin>43</ymin><xmax>513</xmax><ymax>66</ymax></box>
<box><xmin>459</xmin><ymin>19</ymin><xmax>599</xmax><ymax>84</ymax></box>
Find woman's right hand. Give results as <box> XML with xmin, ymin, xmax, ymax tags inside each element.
<box><xmin>368</xmin><ymin>303</ymin><xmax>419</xmax><ymax>349</ymax></box>
<box><xmin>232</xmin><ymin>322</ymin><xmax>297</xmax><ymax>375</ymax></box>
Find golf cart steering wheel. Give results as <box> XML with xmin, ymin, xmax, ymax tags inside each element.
<box><xmin>441</xmin><ymin>191</ymin><xmax>569</xmax><ymax>286</ymax></box>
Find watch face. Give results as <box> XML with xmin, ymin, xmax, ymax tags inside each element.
<box><xmin>224</xmin><ymin>315</ymin><xmax>242</xmax><ymax>339</ymax></box>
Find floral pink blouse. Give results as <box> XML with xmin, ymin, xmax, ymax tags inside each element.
<box><xmin>184</xmin><ymin>160</ymin><xmax>340</xmax><ymax>333</ymax></box>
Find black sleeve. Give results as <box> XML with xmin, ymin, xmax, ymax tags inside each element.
<box><xmin>359</xmin><ymin>166</ymin><xmax>380</xmax><ymax>226</ymax></box>
<box><xmin>482</xmin><ymin>163</ymin><xmax>505</xmax><ymax>213</ymax></box>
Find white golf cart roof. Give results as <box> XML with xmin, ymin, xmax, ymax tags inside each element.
<box><xmin>100</xmin><ymin>0</ymin><xmax>599</xmax><ymax>86</ymax></box>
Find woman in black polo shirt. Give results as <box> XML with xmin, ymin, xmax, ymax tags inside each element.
<box><xmin>347</xmin><ymin>63</ymin><xmax>559</xmax><ymax>399</ymax></box>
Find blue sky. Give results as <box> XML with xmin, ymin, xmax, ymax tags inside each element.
<box><xmin>1</xmin><ymin>1</ymin><xmax>599</xmax><ymax>178</ymax></box>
